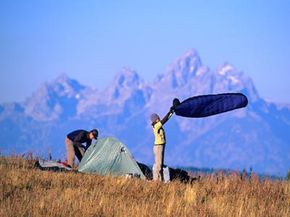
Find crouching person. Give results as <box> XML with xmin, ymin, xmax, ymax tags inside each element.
<box><xmin>65</xmin><ymin>129</ymin><xmax>98</xmax><ymax>168</ymax></box>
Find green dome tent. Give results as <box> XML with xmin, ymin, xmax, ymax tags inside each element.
<box><xmin>78</xmin><ymin>137</ymin><xmax>146</xmax><ymax>180</ymax></box>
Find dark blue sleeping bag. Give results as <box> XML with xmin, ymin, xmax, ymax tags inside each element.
<box><xmin>174</xmin><ymin>93</ymin><xmax>248</xmax><ymax>118</ymax></box>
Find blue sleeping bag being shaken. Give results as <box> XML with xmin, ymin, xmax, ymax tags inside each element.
<box><xmin>173</xmin><ymin>93</ymin><xmax>248</xmax><ymax>118</ymax></box>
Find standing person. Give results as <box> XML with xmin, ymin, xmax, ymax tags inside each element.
<box><xmin>65</xmin><ymin>129</ymin><xmax>98</xmax><ymax>168</ymax></box>
<box><xmin>151</xmin><ymin>108</ymin><xmax>174</xmax><ymax>181</ymax></box>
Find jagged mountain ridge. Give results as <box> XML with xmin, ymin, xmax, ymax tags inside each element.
<box><xmin>0</xmin><ymin>49</ymin><xmax>289</xmax><ymax>176</ymax></box>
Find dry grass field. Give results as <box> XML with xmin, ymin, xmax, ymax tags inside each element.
<box><xmin>1</xmin><ymin>155</ymin><xmax>289</xmax><ymax>217</ymax></box>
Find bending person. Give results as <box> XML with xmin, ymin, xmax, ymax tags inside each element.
<box><xmin>65</xmin><ymin>129</ymin><xmax>98</xmax><ymax>168</ymax></box>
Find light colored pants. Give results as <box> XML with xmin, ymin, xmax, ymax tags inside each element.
<box><xmin>65</xmin><ymin>137</ymin><xmax>85</xmax><ymax>167</ymax></box>
<box><xmin>153</xmin><ymin>144</ymin><xmax>165</xmax><ymax>181</ymax></box>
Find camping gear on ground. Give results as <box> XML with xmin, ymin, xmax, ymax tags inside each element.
<box><xmin>34</xmin><ymin>159</ymin><xmax>72</xmax><ymax>172</ymax></box>
<box><xmin>169</xmin><ymin>167</ymin><xmax>197</xmax><ymax>183</ymax></box>
<box><xmin>163</xmin><ymin>166</ymin><xmax>170</xmax><ymax>183</ymax></box>
<box><xmin>137</xmin><ymin>162</ymin><xmax>153</xmax><ymax>180</ymax></box>
<box><xmin>78</xmin><ymin>137</ymin><xmax>146</xmax><ymax>180</ymax></box>
<box><xmin>173</xmin><ymin>93</ymin><xmax>248</xmax><ymax>118</ymax></box>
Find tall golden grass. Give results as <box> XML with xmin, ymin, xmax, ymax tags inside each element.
<box><xmin>1</xmin><ymin>156</ymin><xmax>289</xmax><ymax>217</ymax></box>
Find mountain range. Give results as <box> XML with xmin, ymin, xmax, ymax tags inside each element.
<box><xmin>0</xmin><ymin>49</ymin><xmax>289</xmax><ymax>177</ymax></box>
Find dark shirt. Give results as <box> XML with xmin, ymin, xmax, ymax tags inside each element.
<box><xmin>67</xmin><ymin>130</ymin><xmax>92</xmax><ymax>150</ymax></box>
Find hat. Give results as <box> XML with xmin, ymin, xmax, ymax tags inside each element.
<box><xmin>90</xmin><ymin>129</ymin><xmax>98</xmax><ymax>139</ymax></box>
<box><xmin>150</xmin><ymin>113</ymin><xmax>160</xmax><ymax>123</ymax></box>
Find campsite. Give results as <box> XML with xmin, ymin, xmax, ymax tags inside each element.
<box><xmin>1</xmin><ymin>94</ymin><xmax>289</xmax><ymax>216</ymax></box>
<box><xmin>1</xmin><ymin>155</ymin><xmax>289</xmax><ymax>217</ymax></box>
<box><xmin>35</xmin><ymin>136</ymin><xmax>196</xmax><ymax>183</ymax></box>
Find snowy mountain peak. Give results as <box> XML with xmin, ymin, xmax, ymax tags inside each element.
<box><xmin>54</xmin><ymin>73</ymin><xmax>70</xmax><ymax>83</ymax></box>
<box><xmin>23</xmin><ymin>74</ymin><xmax>85</xmax><ymax>121</ymax></box>
<box><xmin>182</xmin><ymin>48</ymin><xmax>201</xmax><ymax>59</ymax></box>
<box><xmin>50</xmin><ymin>73</ymin><xmax>85</xmax><ymax>97</ymax></box>
<box><xmin>216</xmin><ymin>63</ymin><xmax>243</xmax><ymax>85</ymax></box>
<box><xmin>113</xmin><ymin>67</ymin><xmax>142</xmax><ymax>89</ymax></box>
<box><xmin>217</xmin><ymin>63</ymin><xmax>235</xmax><ymax>76</ymax></box>
<box><xmin>158</xmin><ymin>49</ymin><xmax>203</xmax><ymax>88</ymax></box>
<box><xmin>172</xmin><ymin>48</ymin><xmax>202</xmax><ymax>74</ymax></box>
<box><xmin>214</xmin><ymin>63</ymin><xmax>259</xmax><ymax>101</ymax></box>
<box><xmin>101</xmin><ymin>67</ymin><xmax>150</xmax><ymax>105</ymax></box>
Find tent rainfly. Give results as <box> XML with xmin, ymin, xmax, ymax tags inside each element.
<box><xmin>78</xmin><ymin>137</ymin><xmax>146</xmax><ymax>180</ymax></box>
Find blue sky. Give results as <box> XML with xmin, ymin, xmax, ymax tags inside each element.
<box><xmin>1</xmin><ymin>0</ymin><xmax>290</xmax><ymax>103</ymax></box>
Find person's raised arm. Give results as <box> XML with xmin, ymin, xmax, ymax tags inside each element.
<box><xmin>160</xmin><ymin>109</ymin><xmax>174</xmax><ymax>125</ymax></box>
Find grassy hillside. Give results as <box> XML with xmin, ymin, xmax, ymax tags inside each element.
<box><xmin>1</xmin><ymin>156</ymin><xmax>289</xmax><ymax>217</ymax></box>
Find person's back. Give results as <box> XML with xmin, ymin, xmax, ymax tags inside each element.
<box><xmin>67</xmin><ymin>130</ymin><xmax>85</xmax><ymax>140</ymax></box>
<box><xmin>67</xmin><ymin>130</ymin><xmax>90</xmax><ymax>147</ymax></box>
